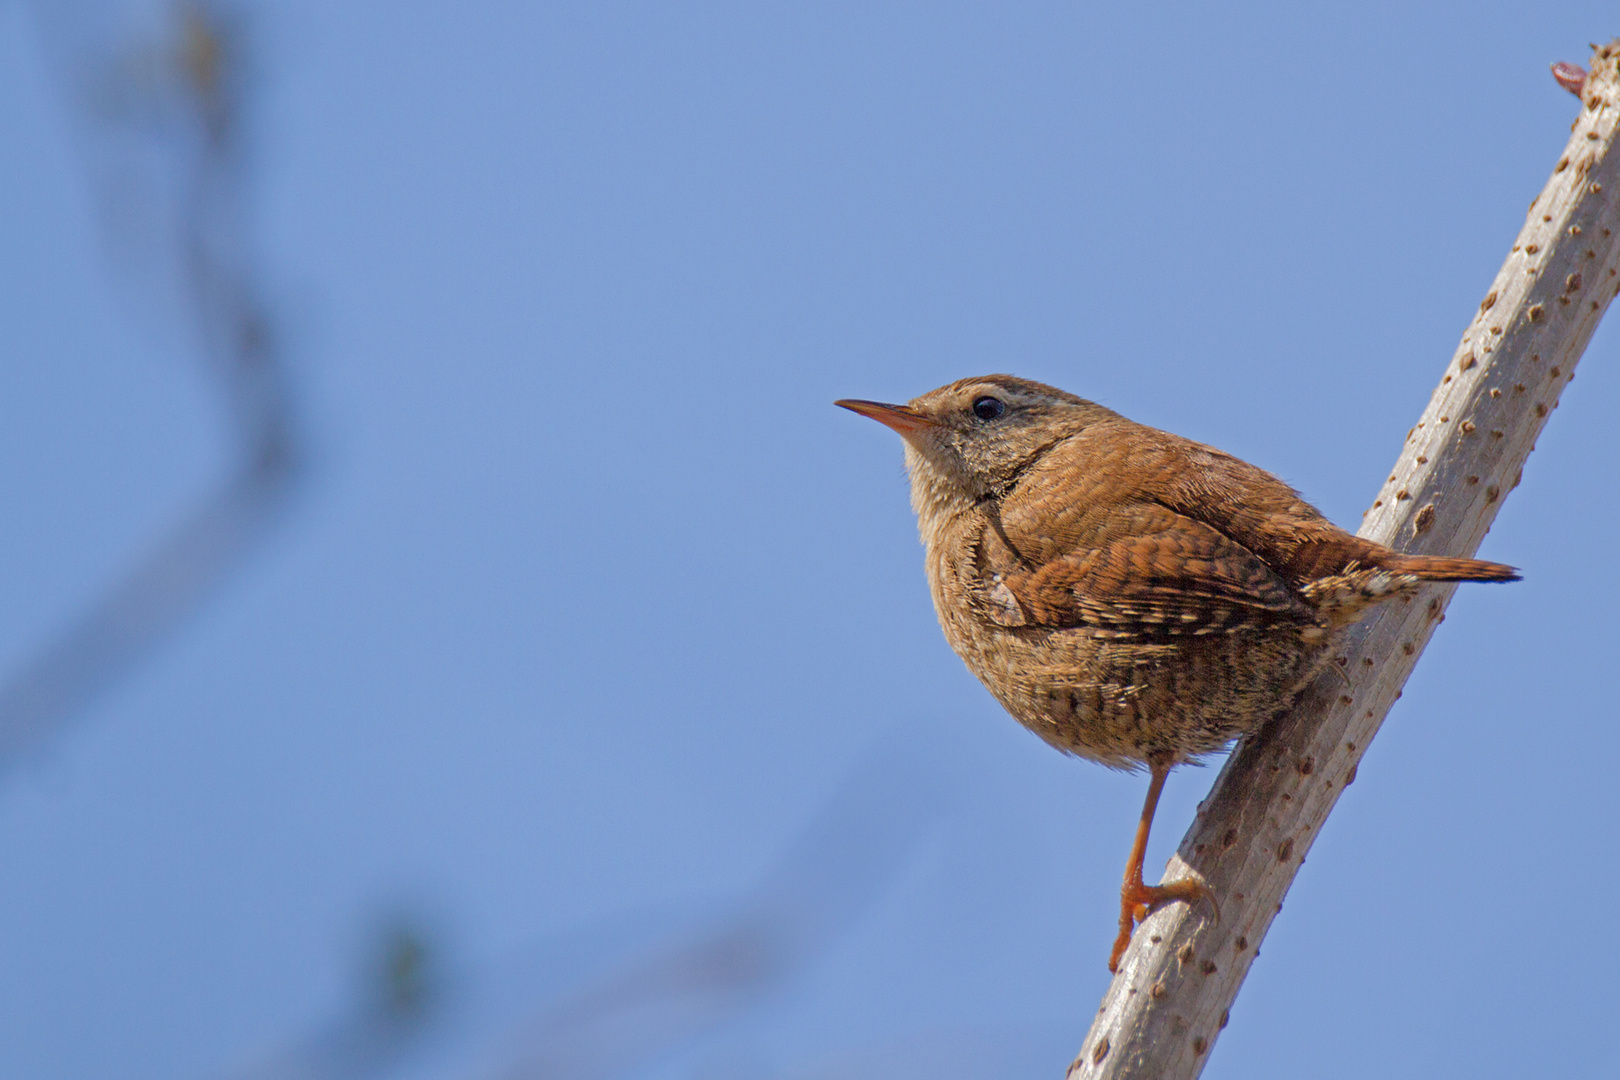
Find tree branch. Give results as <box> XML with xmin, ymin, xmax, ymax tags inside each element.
<box><xmin>1069</xmin><ymin>41</ymin><xmax>1620</xmax><ymax>1079</ymax></box>
<box><xmin>0</xmin><ymin>4</ymin><xmax>302</xmax><ymax>773</ymax></box>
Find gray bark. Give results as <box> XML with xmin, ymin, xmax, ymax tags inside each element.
<box><xmin>1069</xmin><ymin>42</ymin><xmax>1620</xmax><ymax>1080</ymax></box>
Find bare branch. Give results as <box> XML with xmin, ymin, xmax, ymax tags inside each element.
<box><xmin>1070</xmin><ymin>41</ymin><xmax>1620</xmax><ymax>1079</ymax></box>
<box><xmin>0</xmin><ymin>2</ymin><xmax>301</xmax><ymax>772</ymax></box>
<box><xmin>207</xmin><ymin>747</ymin><xmax>945</xmax><ymax>1080</ymax></box>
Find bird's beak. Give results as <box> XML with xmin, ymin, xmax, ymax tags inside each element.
<box><xmin>834</xmin><ymin>398</ymin><xmax>937</xmax><ymax>436</ymax></box>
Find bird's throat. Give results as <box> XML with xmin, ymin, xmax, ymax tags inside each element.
<box><xmin>903</xmin><ymin>444</ymin><xmax>982</xmax><ymax>553</ymax></box>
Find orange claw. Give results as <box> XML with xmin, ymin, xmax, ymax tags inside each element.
<box><xmin>1104</xmin><ymin>758</ymin><xmax>1220</xmax><ymax>973</ymax></box>
<box><xmin>1109</xmin><ymin>874</ymin><xmax>1217</xmax><ymax>973</ymax></box>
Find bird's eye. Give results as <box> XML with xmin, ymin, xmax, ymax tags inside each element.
<box><xmin>971</xmin><ymin>396</ymin><xmax>1006</xmax><ymax>421</ymax></box>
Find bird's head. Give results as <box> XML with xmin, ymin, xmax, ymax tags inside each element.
<box><xmin>837</xmin><ymin>375</ymin><xmax>1115</xmax><ymax>512</ymax></box>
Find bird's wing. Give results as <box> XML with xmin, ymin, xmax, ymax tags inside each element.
<box><xmin>983</xmin><ymin>502</ymin><xmax>1319</xmax><ymax>635</ymax></box>
<box><xmin>996</xmin><ymin>418</ymin><xmax>1383</xmax><ymax>590</ymax></box>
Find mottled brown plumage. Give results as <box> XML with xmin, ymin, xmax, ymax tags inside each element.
<box><xmin>837</xmin><ymin>375</ymin><xmax>1518</xmax><ymax>970</ymax></box>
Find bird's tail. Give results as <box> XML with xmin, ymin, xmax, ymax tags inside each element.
<box><xmin>1377</xmin><ymin>553</ymin><xmax>1521</xmax><ymax>582</ymax></box>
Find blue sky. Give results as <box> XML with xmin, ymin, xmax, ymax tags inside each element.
<box><xmin>1</xmin><ymin>3</ymin><xmax>1616</xmax><ymax>1078</ymax></box>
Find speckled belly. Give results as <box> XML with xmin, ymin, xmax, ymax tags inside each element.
<box><xmin>938</xmin><ymin>604</ymin><xmax>1324</xmax><ymax>770</ymax></box>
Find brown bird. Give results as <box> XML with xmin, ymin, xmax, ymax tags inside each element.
<box><xmin>836</xmin><ymin>375</ymin><xmax>1518</xmax><ymax>972</ymax></box>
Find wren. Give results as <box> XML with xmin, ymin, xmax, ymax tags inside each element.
<box><xmin>837</xmin><ymin>375</ymin><xmax>1518</xmax><ymax>972</ymax></box>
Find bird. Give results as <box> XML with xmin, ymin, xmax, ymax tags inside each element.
<box><xmin>835</xmin><ymin>375</ymin><xmax>1519</xmax><ymax>972</ymax></box>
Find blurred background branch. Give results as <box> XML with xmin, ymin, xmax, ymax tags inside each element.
<box><xmin>1</xmin><ymin>0</ymin><xmax>300</xmax><ymax>770</ymax></box>
<box><xmin>213</xmin><ymin>746</ymin><xmax>948</xmax><ymax>1080</ymax></box>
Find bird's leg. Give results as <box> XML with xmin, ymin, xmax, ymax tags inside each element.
<box><xmin>1107</xmin><ymin>758</ymin><xmax>1215</xmax><ymax>973</ymax></box>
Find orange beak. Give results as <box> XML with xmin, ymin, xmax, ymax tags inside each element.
<box><xmin>834</xmin><ymin>398</ymin><xmax>937</xmax><ymax>436</ymax></box>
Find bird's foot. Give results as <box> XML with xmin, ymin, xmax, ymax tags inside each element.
<box><xmin>1107</xmin><ymin>874</ymin><xmax>1217</xmax><ymax>973</ymax></box>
